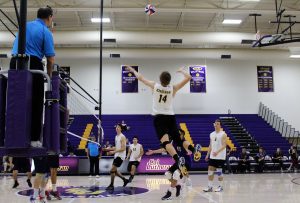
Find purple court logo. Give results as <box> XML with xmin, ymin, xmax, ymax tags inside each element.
<box><xmin>18</xmin><ymin>186</ymin><xmax>149</xmax><ymax>198</ymax></box>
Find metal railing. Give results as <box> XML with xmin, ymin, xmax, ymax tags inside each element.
<box><xmin>258</xmin><ymin>102</ymin><xmax>300</xmax><ymax>146</ymax></box>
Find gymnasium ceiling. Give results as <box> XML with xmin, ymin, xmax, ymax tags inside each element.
<box><xmin>1</xmin><ymin>0</ymin><xmax>300</xmax><ymax>49</ymax></box>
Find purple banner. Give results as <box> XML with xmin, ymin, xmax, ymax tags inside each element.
<box><xmin>137</xmin><ymin>156</ymin><xmax>174</xmax><ymax>173</ymax></box>
<box><xmin>57</xmin><ymin>157</ymin><xmax>79</xmax><ymax>175</ymax></box>
<box><xmin>189</xmin><ymin>65</ymin><xmax>206</xmax><ymax>93</ymax></box>
<box><xmin>257</xmin><ymin>66</ymin><xmax>274</xmax><ymax>92</ymax></box>
<box><xmin>122</xmin><ymin>65</ymin><xmax>138</xmax><ymax>93</ymax></box>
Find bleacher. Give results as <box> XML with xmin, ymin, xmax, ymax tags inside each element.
<box><xmin>235</xmin><ymin>114</ymin><xmax>291</xmax><ymax>156</ymax></box>
<box><xmin>67</xmin><ymin>114</ymin><xmax>292</xmax><ymax>170</ymax></box>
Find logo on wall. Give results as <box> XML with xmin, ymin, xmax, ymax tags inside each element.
<box><xmin>146</xmin><ymin>159</ymin><xmax>172</xmax><ymax>171</ymax></box>
<box><xmin>18</xmin><ymin>186</ymin><xmax>149</xmax><ymax>198</ymax></box>
<box><xmin>57</xmin><ymin>166</ymin><xmax>70</xmax><ymax>172</ymax></box>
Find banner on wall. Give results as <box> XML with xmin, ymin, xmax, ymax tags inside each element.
<box><xmin>136</xmin><ymin>156</ymin><xmax>174</xmax><ymax>173</ymax></box>
<box><xmin>189</xmin><ymin>65</ymin><xmax>206</xmax><ymax>93</ymax></box>
<box><xmin>121</xmin><ymin>65</ymin><xmax>138</xmax><ymax>93</ymax></box>
<box><xmin>257</xmin><ymin>66</ymin><xmax>274</xmax><ymax>92</ymax></box>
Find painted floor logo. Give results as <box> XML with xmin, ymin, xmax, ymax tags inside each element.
<box><xmin>18</xmin><ymin>186</ymin><xmax>149</xmax><ymax>198</ymax></box>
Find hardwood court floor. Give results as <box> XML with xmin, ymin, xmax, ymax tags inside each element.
<box><xmin>1</xmin><ymin>173</ymin><xmax>300</xmax><ymax>203</ymax></box>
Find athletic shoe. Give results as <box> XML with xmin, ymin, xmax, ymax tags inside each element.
<box><xmin>96</xmin><ymin>175</ymin><xmax>100</xmax><ymax>178</ymax></box>
<box><xmin>203</xmin><ymin>187</ymin><xmax>213</xmax><ymax>192</ymax></box>
<box><xmin>128</xmin><ymin>176</ymin><xmax>134</xmax><ymax>183</ymax></box>
<box><xmin>12</xmin><ymin>181</ymin><xmax>19</xmax><ymax>189</ymax></box>
<box><xmin>194</xmin><ymin>144</ymin><xmax>202</xmax><ymax>162</ymax></box>
<box><xmin>214</xmin><ymin>186</ymin><xmax>223</xmax><ymax>192</ymax></box>
<box><xmin>88</xmin><ymin>175</ymin><xmax>92</xmax><ymax>178</ymax></box>
<box><xmin>175</xmin><ymin>185</ymin><xmax>181</xmax><ymax>197</ymax></box>
<box><xmin>29</xmin><ymin>196</ymin><xmax>38</xmax><ymax>203</ymax></box>
<box><xmin>178</xmin><ymin>158</ymin><xmax>189</xmax><ymax>177</ymax></box>
<box><xmin>27</xmin><ymin>179</ymin><xmax>32</xmax><ymax>188</ymax></box>
<box><xmin>30</xmin><ymin>196</ymin><xmax>45</xmax><ymax>203</ymax></box>
<box><xmin>161</xmin><ymin>191</ymin><xmax>172</xmax><ymax>200</ymax></box>
<box><xmin>105</xmin><ymin>185</ymin><xmax>114</xmax><ymax>190</ymax></box>
<box><xmin>45</xmin><ymin>190</ymin><xmax>51</xmax><ymax>201</ymax></box>
<box><xmin>50</xmin><ymin>190</ymin><xmax>62</xmax><ymax>200</ymax></box>
<box><xmin>123</xmin><ymin>178</ymin><xmax>129</xmax><ymax>187</ymax></box>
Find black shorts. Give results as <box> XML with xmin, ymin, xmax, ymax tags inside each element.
<box><xmin>113</xmin><ymin>157</ymin><xmax>123</xmax><ymax>168</ymax></box>
<box><xmin>48</xmin><ymin>155</ymin><xmax>59</xmax><ymax>169</ymax></box>
<box><xmin>209</xmin><ymin>159</ymin><xmax>226</xmax><ymax>168</ymax></box>
<box><xmin>153</xmin><ymin>115</ymin><xmax>180</xmax><ymax>142</ymax></box>
<box><xmin>127</xmin><ymin>161</ymin><xmax>140</xmax><ymax>171</ymax></box>
<box><xmin>12</xmin><ymin>157</ymin><xmax>31</xmax><ymax>172</ymax></box>
<box><xmin>33</xmin><ymin>156</ymin><xmax>49</xmax><ymax>174</ymax></box>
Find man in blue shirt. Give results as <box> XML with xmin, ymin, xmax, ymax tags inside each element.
<box><xmin>10</xmin><ymin>7</ymin><xmax>56</xmax><ymax>203</ymax></box>
<box><xmin>10</xmin><ymin>6</ymin><xmax>55</xmax><ymax>146</ymax></box>
<box><xmin>86</xmin><ymin>136</ymin><xmax>101</xmax><ymax>177</ymax></box>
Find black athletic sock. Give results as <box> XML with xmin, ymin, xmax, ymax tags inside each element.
<box><xmin>188</xmin><ymin>145</ymin><xmax>195</xmax><ymax>153</ymax></box>
<box><xmin>173</xmin><ymin>154</ymin><xmax>179</xmax><ymax>164</ymax></box>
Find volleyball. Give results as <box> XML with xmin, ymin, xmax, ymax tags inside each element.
<box><xmin>145</xmin><ymin>4</ymin><xmax>156</xmax><ymax>16</ymax></box>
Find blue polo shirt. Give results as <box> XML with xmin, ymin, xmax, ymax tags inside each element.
<box><xmin>12</xmin><ymin>18</ymin><xmax>55</xmax><ymax>60</ymax></box>
<box><xmin>87</xmin><ymin>142</ymin><xmax>100</xmax><ymax>157</ymax></box>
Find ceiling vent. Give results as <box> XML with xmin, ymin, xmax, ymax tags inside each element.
<box><xmin>0</xmin><ymin>54</ymin><xmax>8</xmax><ymax>58</ymax></box>
<box><xmin>221</xmin><ymin>54</ymin><xmax>231</xmax><ymax>59</ymax></box>
<box><xmin>170</xmin><ymin>39</ymin><xmax>182</xmax><ymax>44</ymax></box>
<box><xmin>110</xmin><ymin>54</ymin><xmax>120</xmax><ymax>58</ymax></box>
<box><xmin>104</xmin><ymin>38</ymin><xmax>116</xmax><ymax>43</ymax></box>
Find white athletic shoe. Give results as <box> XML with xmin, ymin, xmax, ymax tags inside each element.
<box><xmin>88</xmin><ymin>175</ymin><xmax>92</xmax><ymax>178</ymax></box>
<box><xmin>203</xmin><ymin>187</ymin><xmax>213</xmax><ymax>192</ymax></box>
<box><xmin>214</xmin><ymin>186</ymin><xmax>223</xmax><ymax>192</ymax></box>
<box><xmin>96</xmin><ymin>175</ymin><xmax>100</xmax><ymax>178</ymax></box>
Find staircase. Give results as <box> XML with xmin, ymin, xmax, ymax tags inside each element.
<box><xmin>220</xmin><ymin>117</ymin><xmax>259</xmax><ymax>156</ymax></box>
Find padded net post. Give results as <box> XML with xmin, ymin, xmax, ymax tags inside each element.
<box><xmin>0</xmin><ymin>74</ymin><xmax>7</xmax><ymax>146</ymax></box>
<box><xmin>5</xmin><ymin>70</ymin><xmax>32</xmax><ymax>148</ymax></box>
<box><xmin>60</xmin><ymin>80</ymin><xmax>68</xmax><ymax>152</ymax></box>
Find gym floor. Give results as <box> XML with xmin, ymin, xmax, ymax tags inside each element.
<box><xmin>1</xmin><ymin>173</ymin><xmax>300</xmax><ymax>203</ymax></box>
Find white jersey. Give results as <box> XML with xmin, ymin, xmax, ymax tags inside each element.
<box><xmin>129</xmin><ymin>143</ymin><xmax>143</xmax><ymax>162</ymax></box>
<box><xmin>209</xmin><ymin>130</ymin><xmax>226</xmax><ymax>160</ymax></box>
<box><xmin>114</xmin><ymin>133</ymin><xmax>126</xmax><ymax>160</ymax></box>
<box><xmin>152</xmin><ymin>83</ymin><xmax>174</xmax><ymax>115</ymax></box>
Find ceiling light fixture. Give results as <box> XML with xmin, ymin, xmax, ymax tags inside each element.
<box><xmin>91</xmin><ymin>18</ymin><xmax>111</xmax><ymax>23</ymax></box>
<box><xmin>222</xmin><ymin>19</ymin><xmax>242</xmax><ymax>24</ymax></box>
<box><xmin>290</xmin><ymin>55</ymin><xmax>300</xmax><ymax>58</ymax></box>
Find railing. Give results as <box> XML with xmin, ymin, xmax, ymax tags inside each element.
<box><xmin>258</xmin><ymin>102</ymin><xmax>300</xmax><ymax>146</ymax></box>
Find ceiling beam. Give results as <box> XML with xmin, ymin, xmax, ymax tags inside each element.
<box><xmin>1</xmin><ymin>7</ymin><xmax>300</xmax><ymax>15</ymax></box>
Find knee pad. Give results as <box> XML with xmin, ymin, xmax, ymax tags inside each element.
<box><xmin>165</xmin><ymin>171</ymin><xmax>172</xmax><ymax>180</ymax></box>
<box><xmin>215</xmin><ymin>168</ymin><xmax>223</xmax><ymax>177</ymax></box>
<box><xmin>162</xmin><ymin>141</ymin><xmax>171</xmax><ymax>149</ymax></box>
<box><xmin>208</xmin><ymin>170</ymin><xmax>214</xmax><ymax>176</ymax></box>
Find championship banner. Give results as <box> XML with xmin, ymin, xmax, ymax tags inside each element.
<box><xmin>189</xmin><ymin>65</ymin><xmax>206</xmax><ymax>93</ymax></box>
<box><xmin>122</xmin><ymin>65</ymin><xmax>138</xmax><ymax>93</ymax></box>
<box><xmin>257</xmin><ymin>66</ymin><xmax>274</xmax><ymax>92</ymax></box>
